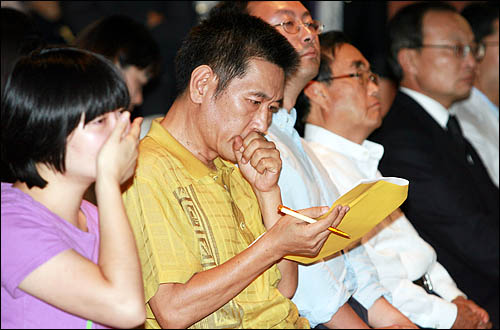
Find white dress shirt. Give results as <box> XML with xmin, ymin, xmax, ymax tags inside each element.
<box><xmin>399</xmin><ymin>87</ymin><xmax>451</xmax><ymax>129</ymax></box>
<box><xmin>267</xmin><ymin>108</ymin><xmax>390</xmax><ymax>327</ymax></box>
<box><xmin>304</xmin><ymin>123</ymin><xmax>466</xmax><ymax>329</ymax></box>
<box><xmin>450</xmin><ymin>87</ymin><xmax>499</xmax><ymax>187</ymax></box>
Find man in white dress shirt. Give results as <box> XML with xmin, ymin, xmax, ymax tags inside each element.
<box><xmin>450</xmin><ymin>3</ymin><xmax>499</xmax><ymax>187</ymax></box>
<box><xmin>298</xmin><ymin>30</ymin><xmax>491</xmax><ymax>329</ymax></box>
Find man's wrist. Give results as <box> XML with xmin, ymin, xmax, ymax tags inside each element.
<box><xmin>253</xmin><ymin>185</ymin><xmax>281</xmax><ymax>203</ymax></box>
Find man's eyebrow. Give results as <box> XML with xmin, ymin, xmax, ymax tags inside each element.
<box><xmin>301</xmin><ymin>11</ymin><xmax>312</xmax><ymax>20</ymax></box>
<box><xmin>250</xmin><ymin>91</ymin><xmax>271</xmax><ymax>99</ymax></box>
<box><xmin>275</xmin><ymin>9</ymin><xmax>296</xmax><ymax>18</ymax></box>
<box><xmin>274</xmin><ymin>9</ymin><xmax>312</xmax><ymax>20</ymax></box>
<box><xmin>249</xmin><ymin>91</ymin><xmax>283</xmax><ymax>105</ymax></box>
<box><xmin>351</xmin><ymin>60</ymin><xmax>367</xmax><ymax>70</ymax></box>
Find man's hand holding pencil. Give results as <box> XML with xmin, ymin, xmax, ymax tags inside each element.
<box><xmin>264</xmin><ymin>205</ymin><xmax>350</xmax><ymax>258</ymax></box>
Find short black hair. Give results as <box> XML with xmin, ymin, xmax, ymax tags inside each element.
<box><xmin>209</xmin><ymin>1</ymin><xmax>249</xmax><ymax>17</ymax></box>
<box><xmin>174</xmin><ymin>11</ymin><xmax>299</xmax><ymax>98</ymax></box>
<box><xmin>388</xmin><ymin>1</ymin><xmax>457</xmax><ymax>82</ymax></box>
<box><xmin>1</xmin><ymin>47</ymin><xmax>130</xmax><ymax>188</ymax></box>
<box><xmin>295</xmin><ymin>31</ymin><xmax>351</xmax><ymax>136</ymax></box>
<box><xmin>74</xmin><ymin>15</ymin><xmax>162</xmax><ymax>79</ymax></box>
<box><xmin>461</xmin><ymin>2</ymin><xmax>499</xmax><ymax>43</ymax></box>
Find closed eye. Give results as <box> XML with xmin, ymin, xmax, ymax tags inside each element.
<box><xmin>269</xmin><ymin>105</ymin><xmax>280</xmax><ymax>113</ymax></box>
<box><xmin>91</xmin><ymin>116</ymin><xmax>106</xmax><ymax>125</ymax></box>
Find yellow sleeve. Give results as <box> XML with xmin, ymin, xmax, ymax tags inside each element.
<box><xmin>122</xmin><ymin>163</ymin><xmax>202</xmax><ymax>303</ymax></box>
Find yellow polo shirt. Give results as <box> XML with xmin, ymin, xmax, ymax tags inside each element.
<box><xmin>122</xmin><ymin>119</ymin><xmax>308</xmax><ymax>329</ymax></box>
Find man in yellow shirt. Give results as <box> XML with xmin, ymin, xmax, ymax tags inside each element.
<box><xmin>122</xmin><ymin>12</ymin><xmax>349</xmax><ymax>329</ymax></box>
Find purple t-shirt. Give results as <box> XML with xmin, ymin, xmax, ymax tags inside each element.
<box><xmin>1</xmin><ymin>183</ymin><xmax>108</xmax><ymax>329</ymax></box>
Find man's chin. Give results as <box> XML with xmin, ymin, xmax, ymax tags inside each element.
<box><xmin>453</xmin><ymin>88</ymin><xmax>473</xmax><ymax>103</ymax></box>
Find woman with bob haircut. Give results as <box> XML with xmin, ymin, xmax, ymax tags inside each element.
<box><xmin>1</xmin><ymin>47</ymin><xmax>145</xmax><ymax>329</ymax></box>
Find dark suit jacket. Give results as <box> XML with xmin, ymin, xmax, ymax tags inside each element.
<box><xmin>370</xmin><ymin>91</ymin><xmax>499</xmax><ymax>323</ymax></box>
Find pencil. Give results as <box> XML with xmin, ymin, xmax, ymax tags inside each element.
<box><xmin>278</xmin><ymin>205</ymin><xmax>351</xmax><ymax>239</ymax></box>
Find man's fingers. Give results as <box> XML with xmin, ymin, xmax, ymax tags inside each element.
<box><xmin>232</xmin><ymin>136</ymin><xmax>244</xmax><ymax>163</ymax></box>
<box><xmin>241</xmin><ymin>133</ymin><xmax>275</xmax><ymax>163</ymax></box>
<box><xmin>295</xmin><ymin>206</ymin><xmax>332</xmax><ymax>219</ymax></box>
<box><xmin>253</xmin><ymin>153</ymin><xmax>281</xmax><ymax>174</ymax></box>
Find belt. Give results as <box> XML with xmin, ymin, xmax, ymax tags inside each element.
<box><xmin>413</xmin><ymin>273</ymin><xmax>437</xmax><ymax>296</ymax></box>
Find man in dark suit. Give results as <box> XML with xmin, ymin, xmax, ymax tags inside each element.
<box><xmin>370</xmin><ymin>2</ymin><xmax>499</xmax><ymax>328</ymax></box>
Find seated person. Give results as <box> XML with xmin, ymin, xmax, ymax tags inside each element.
<box><xmin>450</xmin><ymin>3</ymin><xmax>499</xmax><ymax>187</ymax></box>
<box><xmin>1</xmin><ymin>7</ymin><xmax>45</xmax><ymax>183</ymax></box>
<box><xmin>74</xmin><ymin>14</ymin><xmax>161</xmax><ymax>113</ymax></box>
<box><xmin>299</xmin><ymin>30</ymin><xmax>491</xmax><ymax>329</ymax></box>
<box><xmin>74</xmin><ymin>14</ymin><xmax>162</xmax><ymax>204</ymax></box>
<box><xmin>121</xmin><ymin>12</ymin><xmax>348</xmax><ymax>329</ymax></box>
<box><xmin>212</xmin><ymin>1</ymin><xmax>416</xmax><ymax>328</ymax></box>
<box><xmin>1</xmin><ymin>47</ymin><xmax>144</xmax><ymax>328</ymax></box>
<box><xmin>369</xmin><ymin>2</ymin><xmax>499</xmax><ymax>327</ymax></box>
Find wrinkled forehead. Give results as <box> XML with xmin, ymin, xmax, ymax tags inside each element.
<box><xmin>422</xmin><ymin>11</ymin><xmax>474</xmax><ymax>44</ymax></box>
<box><xmin>247</xmin><ymin>1</ymin><xmax>310</xmax><ymax>24</ymax></box>
<box><xmin>332</xmin><ymin>44</ymin><xmax>370</xmax><ymax>72</ymax></box>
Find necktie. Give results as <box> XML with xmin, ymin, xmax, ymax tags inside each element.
<box><xmin>446</xmin><ymin>115</ymin><xmax>465</xmax><ymax>147</ymax></box>
<box><xmin>447</xmin><ymin>115</ymin><xmax>473</xmax><ymax>165</ymax></box>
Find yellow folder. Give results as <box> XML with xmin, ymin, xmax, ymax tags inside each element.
<box><xmin>285</xmin><ymin>177</ymin><xmax>409</xmax><ymax>264</ymax></box>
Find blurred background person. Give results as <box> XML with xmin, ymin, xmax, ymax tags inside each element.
<box><xmin>450</xmin><ymin>2</ymin><xmax>499</xmax><ymax>187</ymax></box>
<box><xmin>1</xmin><ymin>7</ymin><xmax>45</xmax><ymax>184</ymax></box>
<box><xmin>299</xmin><ymin>30</ymin><xmax>491</xmax><ymax>329</ymax></box>
<box><xmin>74</xmin><ymin>14</ymin><xmax>162</xmax><ymax>204</ymax></box>
<box><xmin>370</xmin><ymin>2</ymin><xmax>499</xmax><ymax>327</ymax></box>
<box><xmin>62</xmin><ymin>1</ymin><xmax>200</xmax><ymax>120</ymax></box>
<box><xmin>1</xmin><ymin>7</ymin><xmax>45</xmax><ymax>97</ymax></box>
<box><xmin>74</xmin><ymin>14</ymin><xmax>162</xmax><ymax>113</ymax></box>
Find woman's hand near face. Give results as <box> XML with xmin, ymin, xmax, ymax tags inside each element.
<box><xmin>96</xmin><ymin>111</ymin><xmax>143</xmax><ymax>185</ymax></box>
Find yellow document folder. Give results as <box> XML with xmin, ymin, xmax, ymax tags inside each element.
<box><xmin>285</xmin><ymin>177</ymin><xmax>409</xmax><ymax>264</ymax></box>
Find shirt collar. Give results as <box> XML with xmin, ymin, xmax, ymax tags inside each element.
<box><xmin>400</xmin><ymin>87</ymin><xmax>450</xmax><ymax>129</ymax></box>
<box><xmin>271</xmin><ymin>107</ymin><xmax>297</xmax><ymax>134</ymax></box>
<box><xmin>472</xmin><ymin>87</ymin><xmax>499</xmax><ymax>120</ymax></box>
<box><xmin>304</xmin><ymin>123</ymin><xmax>384</xmax><ymax>164</ymax></box>
<box><xmin>147</xmin><ymin>118</ymin><xmax>234</xmax><ymax>180</ymax></box>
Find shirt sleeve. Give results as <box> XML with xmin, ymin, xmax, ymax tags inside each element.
<box><xmin>292</xmin><ymin>261</ymin><xmax>350</xmax><ymax>328</ymax></box>
<box><xmin>1</xmin><ymin>211</ymin><xmax>71</xmax><ymax>298</ymax></box>
<box><xmin>427</xmin><ymin>261</ymin><xmax>466</xmax><ymax>302</ymax></box>
<box><xmin>347</xmin><ymin>244</ymin><xmax>391</xmax><ymax>309</ymax></box>
<box><xmin>122</xmin><ymin>172</ymin><xmax>202</xmax><ymax>303</ymax></box>
<box><xmin>361</xmin><ymin>214</ymin><xmax>459</xmax><ymax>328</ymax></box>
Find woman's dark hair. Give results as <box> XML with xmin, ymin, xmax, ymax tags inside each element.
<box><xmin>74</xmin><ymin>15</ymin><xmax>162</xmax><ymax>79</ymax></box>
<box><xmin>387</xmin><ymin>1</ymin><xmax>456</xmax><ymax>82</ymax></box>
<box><xmin>174</xmin><ymin>11</ymin><xmax>299</xmax><ymax>99</ymax></box>
<box><xmin>1</xmin><ymin>47</ymin><xmax>130</xmax><ymax>188</ymax></box>
<box><xmin>295</xmin><ymin>31</ymin><xmax>351</xmax><ymax>136</ymax></box>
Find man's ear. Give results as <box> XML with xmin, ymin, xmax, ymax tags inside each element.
<box><xmin>304</xmin><ymin>81</ymin><xmax>329</xmax><ymax>110</ymax></box>
<box><xmin>189</xmin><ymin>65</ymin><xmax>214</xmax><ymax>104</ymax></box>
<box><xmin>398</xmin><ymin>48</ymin><xmax>419</xmax><ymax>76</ymax></box>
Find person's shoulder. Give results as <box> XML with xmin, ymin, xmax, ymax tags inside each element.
<box><xmin>136</xmin><ymin>137</ymin><xmax>180</xmax><ymax>174</ymax></box>
<box><xmin>1</xmin><ymin>183</ymin><xmax>50</xmax><ymax>227</ymax></box>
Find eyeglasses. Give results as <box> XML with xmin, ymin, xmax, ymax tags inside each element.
<box><xmin>273</xmin><ymin>19</ymin><xmax>324</xmax><ymax>35</ymax></box>
<box><xmin>418</xmin><ymin>43</ymin><xmax>486</xmax><ymax>61</ymax></box>
<box><xmin>318</xmin><ymin>70</ymin><xmax>379</xmax><ymax>86</ymax></box>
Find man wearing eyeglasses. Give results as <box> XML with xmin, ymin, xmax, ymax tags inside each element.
<box><xmin>211</xmin><ymin>1</ymin><xmax>416</xmax><ymax>328</ymax></box>
<box><xmin>299</xmin><ymin>30</ymin><xmax>491</xmax><ymax>329</ymax></box>
<box><xmin>369</xmin><ymin>2</ymin><xmax>499</xmax><ymax>328</ymax></box>
<box><xmin>450</xmin><ymin>3</ymin><xmax>499</xmax><ymax>188</ymax></box>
